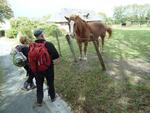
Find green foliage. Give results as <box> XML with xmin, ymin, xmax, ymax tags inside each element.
<box><xmin>19</xmin><ymin>27</ymin><xmax>34</xmax><ymax>41</ymax></box>
<box><xmin>31</xmin><ymin>23</ymin><xmax>63</xmax><ymax>38</ymax></box>
<box><xmin>48</xmin><ymin>24</ymin><xmax>63</xmax><ymax>37</ymax></box>
<box><xmin>0</xmin><ymin>0</ymin><xmax>13</xmax><ymax>23</ymax></box>
<box><xmin>6</xmin><ymin>17</ymin><xmax>34</xmax><ymax>39</ymax></box>
<box><xmin>5</xmin><ymin>28</ymin><xmax>17</xmax><ymax>38</ymax></box>
<box><xmin>113</xmin><ymin>4</ymin><xmax>150</xmax><ymax>24</ymax></box>
<box><xmin>5</xmin><ymin>15</ymin><xmax>63</xmax><ymax>39</ymax></box>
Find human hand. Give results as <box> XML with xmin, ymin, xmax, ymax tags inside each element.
<box><xmin>54</xmin><ymin>57</ymin><xmax>61</xmax><ymax>64</ymax></box>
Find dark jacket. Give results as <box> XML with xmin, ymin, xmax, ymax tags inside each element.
<box><xmin>15</xmin><ymin>45</ymin><xmax>28</xmax><ymax>58</ymax></box>
<box><xmin>21</xmin><ymin>46</ymin><xmax>28</xmax><ymax>58</ymax></box>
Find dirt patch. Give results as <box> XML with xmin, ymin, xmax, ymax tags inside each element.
<box><xmin>68</xmin><ymin>52</ymin><xmax>150</xmax><ymax>83</ymax></box>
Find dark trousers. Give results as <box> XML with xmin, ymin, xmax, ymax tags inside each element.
<box><xmin>24</xmin><ymin>64</ymin><xmax>34</xmax><ymax>84</ymax></box>
<box><xmin>34</xmin><ymin>66</ymin><xmax>55</xmax><ymax>104</ymax></box>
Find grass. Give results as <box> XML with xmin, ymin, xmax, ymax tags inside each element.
<box><xmin>47</xmin><ymin>28</ymin><xmax>150</xmax><ymax>113</ymax></box>
<box><xmin>105</xmin><ymin>29</ymin><xmax>150</xmax><ymax>61</ymax></box>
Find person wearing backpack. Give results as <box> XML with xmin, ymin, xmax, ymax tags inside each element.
<box><xmin>28</xmin><ymin>29</ymin><xmax>60</xmax><ymax>106</ymax></box>
<box><xmin>13</xmin><ymin>32</ymin><xmax>36</xmax><ymax>90</ymax></box>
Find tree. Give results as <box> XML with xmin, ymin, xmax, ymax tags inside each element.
<box><xmin>113</xmin><ymin>6</ymin><xmax>126</xmax><ymax>24</ymax></box>
<box><xmin>113</xmin><ymin>4</ymin><xmax>150</xmax><ymax>25</ymax></box>
<box><xmin>98</xmin><ymin>12</ymin><xmax>112</xmax><ymax>25</ymax></box>
<box><xmin>6</xmin><ymin>17</ymin><xmax>34</xmax><ymax>39</ymax></box>
<box><xmin>0</xmin><ymin>0</ymin><xmax>13</xmax><ymax>23</ymax></box>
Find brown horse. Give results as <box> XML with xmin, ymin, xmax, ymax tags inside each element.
<box><xmin>65</xmin><ymin>15</ymin><xmax>112</xmax><ymax>60</ymax></box>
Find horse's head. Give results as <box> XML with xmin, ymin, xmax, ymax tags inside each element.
<box><xmin>65</xmin><ymin>15</ymin><xmax>81</xmax><ymax>37</ymax></box>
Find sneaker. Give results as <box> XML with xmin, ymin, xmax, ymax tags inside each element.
<box><xmin>23</xmin><ymin>81</ymin><xmax>29</xmax><ymax>90</ymax></box>
<box><xmin>48</xmin><ymin>96</ymin><xmax>56</xmax><ymax>102</ymax></box>
<box><xmin>33</xmin><ymin>102</ymin><xmax>42</xmax><ymax>107</ymax></box>
<box><xmin>51</xmin><ymin>97</ymin><xmax>56</xmax><ymax>102</ymax></box>
<box><xmin>48</xmin><ymin>94</ymin><xmax>57</xmax><ymax>102</ymax></box>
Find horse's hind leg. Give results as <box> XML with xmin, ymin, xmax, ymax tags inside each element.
<box><xmin>83</xmin><ymin>42</ymin><xmax>88</xmax><ymax>60</ymax></box>
<box><xmin>101</xmin><ymin>34</ymin><xmax>106</xmax><ymax>53</ymax></box>
<box><xmin>101</xmin><ymin>37</ymin><xmax>104</xmax><ymax>52</ymax></box>
<box><xmin>97</xmin><ymin>38</ymin><xmax>101</xmax><ymax>52</ymax></box>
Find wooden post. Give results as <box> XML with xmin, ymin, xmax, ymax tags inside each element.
<box><xmin>92</xmin><ymin>40</ymin><xmax>106</xmax><ymax>71</ymax></box>
<box><xmin>65</xmin><ymin>34</ymin><xmax>77</xmax><ymax>62</ymax></box>
<box><xmin>55</xmin><ymin>32</ymin><xmax>62</xmax><ymax>56</ymax></box>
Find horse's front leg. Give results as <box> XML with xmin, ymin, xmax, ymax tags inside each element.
<box><xmin>83</xmin><ymin>42</ymin><xmax>88</xmax><ymax>60</ymax></box>
<box><xmin>78</xmin><ymin>42</ymin><xmax>83</xmax><ymax>60</ymax></box>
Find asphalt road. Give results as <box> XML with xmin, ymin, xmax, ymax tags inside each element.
<box><xmin>0</xmin><ymin>37</ymin><xmax>73</xmax><ymax>113</ymax></box>
<box><xmin>0</xmin><ymin>38</ymin><xmax>52</xmax><ymax>113</ymax></box>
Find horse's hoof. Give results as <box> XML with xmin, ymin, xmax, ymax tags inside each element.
<box><xmin>79</xmin><ymin>57</ymin><xmax>82</xmax><ymax>60</ymax></box>
<box><xmin>83</xmin><ymin>57</ymin><xmax>87</xmax><ymax>61</ymax></box>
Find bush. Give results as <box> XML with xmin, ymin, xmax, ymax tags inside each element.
<box><xmin>19</xmin><ymin>27</ymin><xmax>34</xmax><ymax>42</ymax></box>
<box><xmin>6</xmin><ymin>28</ymin><xmax>17</xmax><ymax>38</ymax></box>
<box><xmin>48</xmin><ymin>24</ymin><xmax>63</xmax><ymax>37</ymax></box>
<box><xmin>8</xmin><ymin>17</ymin><xmax>34</xmax><ymax>39</ymax></box>
<box><xmin>7</xmin><ymin>17</ymin><xmax>64</xmax><ymax>40</ymax></box>
<box><xmin>35</xmin><ymin>24</ymin><xmax>63</xmax><ymax>38</ymax></box>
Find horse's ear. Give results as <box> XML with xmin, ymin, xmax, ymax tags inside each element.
<box><xmin>65</xmin><ymin>16</ymin><xmax>69</xmax><ymax>21</ymax></box>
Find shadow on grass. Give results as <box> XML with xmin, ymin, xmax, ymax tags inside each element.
<box><xmin>105</xmin><ymin>29</ymin><xmax>150</xmax><ymax>62</ymax></box>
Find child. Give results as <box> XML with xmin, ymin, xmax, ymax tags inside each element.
<box><xmin>16</xmin><ymin>32</ymin><xmax>35</xmax><ymax>90</ymax></box>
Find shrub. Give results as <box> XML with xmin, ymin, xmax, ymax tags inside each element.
<box><xmin>19</xmin><ymin>27</ymin><xmax>34</xmax><ymax>42</ymax></box>
<box><xmin>7</xmin><ymin>17</ymin><xmax>64</xmax><ymax>40</ymax></box>
<box><xmin>6</xmin><ymin>28</ymin><xmax>17</xmax><ymax>38</ymax></box>
<box><xmin>48</xmin><ymin>24</ymin><xmax>63</xmax><ymax>37</ymax></box>
<box><xmin>7</xmin><ymin>17</ymin><xmax>34</xmax><ymax>39</ymax></box>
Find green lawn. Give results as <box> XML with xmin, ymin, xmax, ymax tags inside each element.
<box><xmin>48</xmin><ymin>28</ymin><xmax>150</xmax><ymax>113</ymax></box>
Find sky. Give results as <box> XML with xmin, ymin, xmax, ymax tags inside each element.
<box><xmin>8</xmin><ymin>0</ymin><xmax>150</xmax><ymax>18</ymax></box>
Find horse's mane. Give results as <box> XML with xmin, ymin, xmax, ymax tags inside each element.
<box><xmin>73</xmin><ymin>15</ymin><xmax>89</xmax><ymax>37</ymax></box>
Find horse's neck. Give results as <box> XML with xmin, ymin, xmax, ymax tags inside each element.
<box><xmin>75</xmin><ymin>20</ymin><xmax>90</xmax><ymax>37</ymax></box>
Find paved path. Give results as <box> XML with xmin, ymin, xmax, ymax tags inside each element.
<box><xmin>0</xmin><ymin>37</ymin><xmax>73</xmax><ymax>113</ymax></box>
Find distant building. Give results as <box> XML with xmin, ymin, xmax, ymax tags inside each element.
<box><xmin>48</xmin><ymin>8</ymin><xmax>101</xmax><ymax>23</ymax></box>
<box><xmin>0</xmin><ymin>20</ymin><xmax>10</xmax><ymax>37</ymax></box>
<box><xmin>48</xmin><ymin>8</ymin><xmax>102</xmax><ymax>32</ymax></box>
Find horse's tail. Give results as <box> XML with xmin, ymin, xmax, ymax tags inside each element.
<box><xmin>106</xmin><ymin>27</ymin><xmax>112</xmax><ymax>38</ymax></box>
